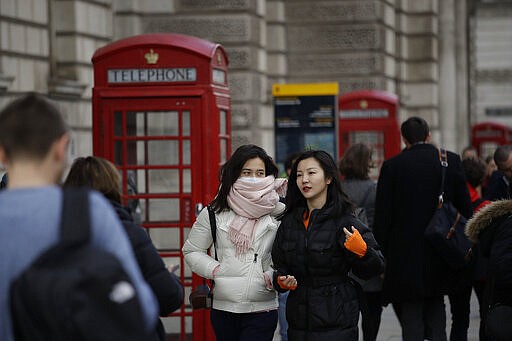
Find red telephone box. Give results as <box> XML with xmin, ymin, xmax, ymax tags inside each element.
<box><xmin>471</xmin><ymin>121</ymin><xmax>512</xmax><ymax>158</ymax></box>
<box><xmin>338</xmin><ymin>90</ymin><xmax>400</xmax><ymax>178</ymax></box>
<box><xmin>92</xmin><ymin>33</ymin><xmax>230</xmax><ymax>341</ymax></box>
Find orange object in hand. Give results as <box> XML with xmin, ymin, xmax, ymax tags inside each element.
<box><xmin>343</xmin><ymin>227</ymin><xmax>367</xmax><ymax>258</ymax></box>
<box><xmin>277</xmin><ymin>275</ymin><xmax>297</xmax><ymax>290</ymax></box>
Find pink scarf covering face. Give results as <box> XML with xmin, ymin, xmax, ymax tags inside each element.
<box><xmin>227</xmin><ymin>176</ymin><xmax>287</xmax><ymax>256</ymax></box>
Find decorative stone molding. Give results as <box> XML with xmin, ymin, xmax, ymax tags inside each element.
<box><xmin>142</xmin><ymin>16</ymin><xmax>256</xmax><ymax>43</ymax></box>
<box><xmin>48</xmin><ymin>78</ymin><xmax>87</xmax><ymax>98</ymax></box>
<box><xmin>288</xmin><ymin>53</ymin><xmax>381</xmax><ymax>75</ymax></box>
<box><xmin>0</xmin><ymin>74</ymin><xmax>15</xmax><ymax>92</ymax></box>
<box><xmin>178</xmin><ymin>0</ymin><xmax>255</xmax><ymax>11</ymax></box>
<box><xmin>287</xmin><ymin>24</ymin><xmax>381</xmax><ymax>51</ymax></box>
<box><xmin>476</xmin><ymin>69</ymin><xmax>512</xmax><ymax>82</ymax></box>
<box><xmin>285</xmin><ymin>1</ymin><xmax>378</xmax><ymax>23</ymax></box>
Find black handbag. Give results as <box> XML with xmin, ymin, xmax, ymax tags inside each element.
<box><xmin>189</xmin><ymin>206</ymin><xmax>217</xmax><ymax>310</ymax></box>
<box><xmin>424</xmin><ymin>148</ymin><xmax>473</xmax><ymax>270</ymax></box>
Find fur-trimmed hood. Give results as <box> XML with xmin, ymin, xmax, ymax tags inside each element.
<box><xmin>465</xmin><ymin>199</ymin><xmax>512</xmax><ymax>243</ymax></box>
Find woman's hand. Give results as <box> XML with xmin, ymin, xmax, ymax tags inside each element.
<box><xmin>277</xmin><ymin>275</ymin><xmax>298</xmax><ymax>290</ymax></box>
<box><xmin>343</xmin><ymin>226</ymin><xmax>367</xmax><ymax>258</ymax></box>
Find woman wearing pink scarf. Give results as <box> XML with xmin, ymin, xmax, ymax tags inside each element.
<box><xmin>183</xmin><ymin>144</ymin><xmax>286</xmax><ymax>341</ymax></box>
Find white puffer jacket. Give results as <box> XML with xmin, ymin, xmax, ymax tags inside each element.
<box><xmin>182</xmin><ymin>203</ymin><xmax>285</xmax><ymax>313</ymax></box>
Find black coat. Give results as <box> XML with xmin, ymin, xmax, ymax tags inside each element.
<box><xmin>466</xmin><ymin>200</ymin><xmax>512</xmax><ymax>307</ymax></box>
<box><xmin>484</xmin><ymin>170</ymin><xmax>511</xmax><ymax>201</ymax></box>
<box><xmin>272</xmin><ymin>202</ymin><xmax>384</xmax><ymax>340</ymax></box>
<box><xmin>111</xmin><ymin>201</ymin><xmax>184</xmax><ymax>315</ymax></box>
<box><xmin>373</xmin><ymin>143</ymin><xmax>472</xmax><ymax>304</ymax></box>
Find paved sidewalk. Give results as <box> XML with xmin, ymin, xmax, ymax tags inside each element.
<box><xmin>274</xmin><ymin>291</ymin><xmax>481</xmax><ymax>340</ymax></box>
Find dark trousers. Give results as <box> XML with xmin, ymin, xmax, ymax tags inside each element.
<box><xmin>393</xmin><ymin>296</ymin><xmax>447</xmax><ymax>341</ymax></box>
<box><xmin>361</xmin><ymin>291</ymin><xmax>383</xmax><ymax>341</ymax></box>
<box><xmin>210</xmin><ymin>309</ymin><xmax>278</xmax><ymax>341</ymax></box>
<box><xmin>475</xmin><ymin>280</ymin><xmax>497</xmax><ymax>341</ymax></box>
<box><xmin>448</xmin><ymin>283</ymin><xmax>472</xmax><ymax>341</ymax></box>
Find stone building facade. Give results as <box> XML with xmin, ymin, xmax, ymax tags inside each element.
<box><xmin>0</xmin><ymin>0</ymin><xmax>510</xmax><ymax>159</ymax></box>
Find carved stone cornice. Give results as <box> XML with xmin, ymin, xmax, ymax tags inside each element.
<box><xmin>476</xmin><ymin>69</ymin><xmax>512</xmax><ymax>82</ymax></box>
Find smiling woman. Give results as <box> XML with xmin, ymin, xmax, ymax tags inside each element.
<box><xmin>272</xmin><ymin>150</ymin><xmax>385</xmax><ymax>340</ymax></box>
<box><xmin>296</xmin><ymin>157</ymin><xmax>331</xmax><ymax>210</ymax></box>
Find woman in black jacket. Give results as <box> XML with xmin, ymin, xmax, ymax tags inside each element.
<box><xmin>466</xmin><ymin>199</ymin><xmax>512</xmax><ymax>341</ymax></box>
<box><xmin>64</xmin><ymin>156</ymin><xmax>183</xmax><ymax>340</ymax></box>
<box><xmin>272</xmin><ymin>150</ymin><xmax>385</xmax><ymax>340</ymax></box>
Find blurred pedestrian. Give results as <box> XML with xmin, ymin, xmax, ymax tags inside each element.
<box><xmin>466</xmin><ymin>200</ymin><xmax>512</xmax><ymax>341</ymax></box>
<box><xmin>63</xmin><ymin>156</ymin><xmax>184</xmax><ymax>340</ymax></box>
<box><xmin>447</xmin><ymin>158</ymin><xmax>492</xmax><ymax>341</ymax></box>
<box><xmin>461</xmin><ymin>146</ymin><xmax>478</xmax><ymax>160</ymax></box>
<box><xmin>482</xmin><ymin>155</ymin><xmax>497</xmax><ymax>198</ymax></box>
<box><xmin>485</xmin><ymin>145</ymin><xmax>512</xmax><ymax>201</ymax></box>
<box><xmin>272</xmin><ymin>150</ymin><xmax>384</xmax><ymax>340</ymax></box>
<box><xmin>339</xmin><ymin>143</ymin><xmax>383</xmax><ymax>341</ymax></box>
<box><xmin>373</xmin><ymin>117</ymin><xmax>472</xmax><ymax>341</ymax></box>
<box><xmin>277</xmin><ymin>151</ymin><xmax>301</xmax><ymax>341</ymax></box>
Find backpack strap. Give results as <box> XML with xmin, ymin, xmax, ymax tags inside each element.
<box><xmin>60</xmin><ymin>188</ymin><xmax>90</xmax><ymax>246</ymax></box>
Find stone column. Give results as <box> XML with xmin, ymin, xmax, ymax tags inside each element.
<box><xmin>437</xmin><ymin>0</ymin><xmax>470</xmax><ymax>153</ymax></box>
<box><xmin>265</xmin><ymin>0</ymin><xmax>287</xmax><ymax>156</ymax></box>
<box><xmin>397</xmin><ymin>0</ymin><xmax>440</xmax><ymax>141</ymax></box>
<box><xmin>439</xmin><ymin>0</ymin><xmax>459</xmax><ymax>151</ymax></box>
<box><xmin>50</xmin><ymin>0</ymin><xmax>114</xmax><ymax>157</ymax></box>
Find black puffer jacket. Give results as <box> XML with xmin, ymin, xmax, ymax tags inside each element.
<box><xmin>466</xmin><ymin>200</ymin><xmax>512</xmax><ymax>307</ymax></box>
<box><xmin>111</xmin><ymin>200</ymin><xmax>183</xmax><ymax>329</ymax></box>
<box><xmin>272</xmin><ymin>203</ymin><xmax>385</xmax><ymax>340</ymax></box>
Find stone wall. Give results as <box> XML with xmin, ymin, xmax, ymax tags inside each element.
<box><xmin>471</xmin><ymin>1</ymin><xmax>512</xmax><ymax>142</ymax></box>
<box><xmin>1</xmin><ymin>0</ymin><xmax>511</xmax><ymax>162</ymax></box>
<box><xmin>284</xmin><ymin>0</ymin><xmax>397</xmax><ymax>94</ymax></box>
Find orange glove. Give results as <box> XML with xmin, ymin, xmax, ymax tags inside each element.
<box><xmin>277</xmin><ymin>275</ymin><xmax>297</xmax><ymax>290</ymax></box>
<box><xmin>343</xmin><ymin>227</ymin><xmax>367</xmax><ymax>258</ymax></box>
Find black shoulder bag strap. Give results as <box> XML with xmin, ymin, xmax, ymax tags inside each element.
<box><xmin>207</xmin><ymin>205</ymin><xmax>218</xmax><ymax>293</ymax></box>
<box><xmin>437</xmin><ymin>148</ymin><xmax>448</xmax><ymax>209</ymax></box>
<box><xmin>207</xmin><ymin>205</ymin><xmax>218</xmax><ymax>261</ymax></box>
<box><xmin>437</xmin><ymin>149</ymin><xmax>469</xmax><ymax>249</ymax></box>
<box><xmin>60</xmin><ymin>188</ymin><xmax>90</xmax><ymax>246</ymax></box>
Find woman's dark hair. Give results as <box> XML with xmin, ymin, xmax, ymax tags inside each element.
<box><xmin>210</xmin><ymin>144</ymin><xmax>278</xmax><ymax>212</ymax></box>
<box><xmin>338</xmin><ymin>143</ymin><xmax>373</xmax><ymax>180</ymax></box>
<box><xmin>63</xmin><ymin>156</ymin><xmax>122</xmax><ymax>204</ymax></box>
<box><xmin>281</xmin><ymin>150</ymin><xmax>353</xmax><ymax>219</ymax></box>
<box><xmin>462</xmin><ymin>158</ymin><xmax>486</xmax><ymax>188</ymax></box>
